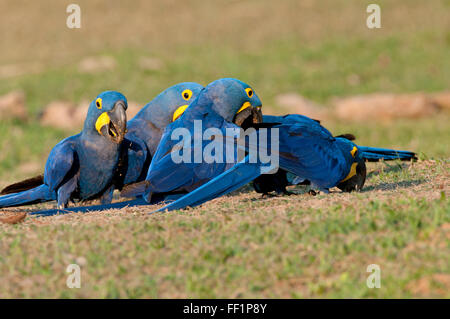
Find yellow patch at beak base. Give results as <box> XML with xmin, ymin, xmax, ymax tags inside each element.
<box><xmin>236</xmin><ymin>101</ymin><xmax>251</xmax><ymax>114</ymax></box>
<box><xmin>340</xmin><ymin>162</ymin><xmax>358</xmax><ymax>182</ymax></box>
<box><xmin>95</xmin><ymin>112</ymin><xmax>110</xmax><ymax>135</ymax></box>
<box><xmin>172</xmin><ymin>104</ymin><xmax>189</xmax><ymax>122</ymax></box>
<box><xmin>350</xmin><ymin>146</ymin><xmax>357</xmax><ymax>157</ymax></box>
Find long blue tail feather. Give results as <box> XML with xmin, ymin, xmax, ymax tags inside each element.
<box><xmin>358</xmin><ymin>146</ymin><xmax>416</xmax><ymax>161</ymax></box>
<box><xmin>0</xmin><ymin>184</ymin><xmax>55</xmax><ymax>208</ymax></box>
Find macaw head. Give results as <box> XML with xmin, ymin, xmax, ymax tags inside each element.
<box><xmin>198</xmin><ymin>78</ymin><xmax>263</xmax><ymax>128</ymax></box>
<box><xmin>335</xmin><ymin>138</ymin><xmax>366</xmax><ymax>192</ymax></box>
<box><xmin>84</xmin><ymin>91</ymin><xmax>128</xmax><ymax>144</ymax></box>
<box><xmin>152</xmin><ymin>82</ymin><xmax>204</xmax><ymax>124</ymax></box>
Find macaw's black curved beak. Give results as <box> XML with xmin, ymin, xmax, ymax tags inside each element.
<box><xmin>337</xmin><ymin>158</ymin><xmax>367</xmax><ymax>192</ymax></box>
<box><xmin>100</xmin><ymin>101</ymin><xmax>127</xmax><ymax>144</ymax></box>
<box><xmin>233</xmin><ymin>106</ymin><xmax>263</xmax><ymax>129</ymax></box>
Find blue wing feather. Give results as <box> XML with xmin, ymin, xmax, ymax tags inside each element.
<box><xmin>44</xmin><ymin>136</ymin><xmax>78</xmax><ymax>192</ymax></box>
<box><xmin>145</xmin><ymin>108</ymin><xmax>238</xmax><ymax>196</ymax></box>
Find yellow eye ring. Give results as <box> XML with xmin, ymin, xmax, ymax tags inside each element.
<box><xmin>95</xmin><ymin>98</ymin><xmax>102</xmax><ymax>109</ymax></box>
<box><xmin>245</xmin><ymin>88</ymin><xmax>254</xmax><ymax>98</ymax></box>
<box><xmin>182</xmin><ymin>89</ymin><xmax>193</xmax><ymax>101</ymax></box>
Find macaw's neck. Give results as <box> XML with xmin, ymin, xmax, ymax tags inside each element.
<box><xmin>76</xmin><ymin>132</ymin><xmax>121</xmax><ymax>200</ymax></box>
<box><xmin>79</xmin><ymin>130</ymin><xmax>120</xmax><ymax>152</ymax></box>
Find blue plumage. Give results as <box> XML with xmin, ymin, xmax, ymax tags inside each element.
<box><xmin>117</xmin><ymin>82</ymin><xmax>204</xmax><ymax>187</ymax></box>
<box><xmin>252</xmin><ymin>114</ymin><xmax>416</xmax><ymax>195</ymax></box>
<box><xmin>0</xmin><ymin>91</ymin><xmax>128</xmax><ymax>209</ymax></box>
<box><xmin>357</xmin><ymin>146</ymin><xmax>416</xmax><ymax>161</ymax></box>
<box><xmin>126</xmin><ymin>78</ymin><xmax>263</xmax><ymax>203</ymax></box>
<box><xmin>8</xmin><ymin>80</ymin><xmax>417</xmax><ymax>216</ymax></box>
<box><xmin>154</xmin><ymin>113</ymin><xmax>415</xmax><ymax>211</ymax></box>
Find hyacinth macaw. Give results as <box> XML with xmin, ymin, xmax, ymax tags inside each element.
<box><xmin>119</xmin><ymin>77</ymin><xmax>263</xmax><ymax>203</ymax></box>
<box><xmin>113</xmin><ymin>82</ymin><xmax>204</xmax><ymax>191</ymax></box>
<box><xmin>251</xmin><ymin>114</ymin><xmax>417</xmax><ymax>195</ymax></box>
<box><xmin>2</xmin><ymin>83</ymin><xmax>204</xmax><ymax>198</ymax></box>
<box><xmin>155</xmin><ymin>113</ymin><xmax>416</xmax><ymax>212</ymax></box>
<box><xmin>0</xmin><ymin>91</ymin><xmax>128</xmax><ymax>209</ymax></box>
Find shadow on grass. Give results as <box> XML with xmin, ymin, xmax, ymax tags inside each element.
<box><xmin>362</xmin><ymin>179</ymin><xmax>425</xmax><ymax>192</ymax></box>
<box><xmin>366</xmin><ymin>162</ymin><xmax>409</xmax><ymax>179</ymax></box>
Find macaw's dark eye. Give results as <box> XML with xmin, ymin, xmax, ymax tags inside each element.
<box><xmin>182</xmin><ymin>89</ymin><xmax>193</xmax><ymax>101</ymax></box>
<box><xmin>245</xmin><ymin>88</ymin><xmax>253</xmax><ymax>98</ymax></box>
<box><xmin>96</xmin><ymin>98</ymin><xmax>102</xmax><ymax>109</ymax></box>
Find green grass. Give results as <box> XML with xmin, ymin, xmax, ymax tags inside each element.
<box><xmin>0</xmin><ymin>161</ymin><xmax>448</xmax><ymax>298</ymax></box>
<box><xmin>2</xmin><ymin>32</ymin><xmax>449</xmax><ymax>112</ymax></box>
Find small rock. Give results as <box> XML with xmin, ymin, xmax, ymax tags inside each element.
<box><xmin>0</xmin><ymin>91</ymin><xmax>26</xmax><ymax>118</ymax></box>
<box><xmin>333</xmin><ymin>93</ymin><xmax>439</xmax><ymax>122</ymax></box>
<box><xmin>127</xmin><ymin>101</ymin><xmax>142</xmax><ymax>119</ymax></box>
<box><xmin>275</xmin><ymin>93</ymin><xmax>328</xmax><ymax>119</ymax></box>
<box><xmin>73</xmin><ymin>100</ymin><xmax>90</xmax><ymax>128</ymax></box>
<box><xmin>78</xmin><ymin>56</ymin><xmax>117</xmax><ymax>73</ymax></box>
<box><xmin>430</xmin><ymin>92</ymin><xmax>450</xmax><ymax>111</ymax></box>
<box><xmin>0</xmin><ymin>212</ymin><xmax>27</xmax><ymax>225</ymax></box>
<box><xmin>0</xmin><ymin>90</ymin><xmax>27</xmax><ymax>121</ymax></box>
<box><xmin>40</xmin><ymin>101</ymin><xmax>78</xmax><ymax>130</ymax></box>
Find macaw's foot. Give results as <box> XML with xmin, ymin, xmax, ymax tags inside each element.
<box><xmin>280</xmin><ymin>190</ymin><xmax>295</xmax><ymax>196</ymax></box>
<box><xmin>262</xmin><ymin>189</ymin><xmax>294</xmax><ymax>198</ymax></box>
<box><xmin>261</xmin><ymin>192</ymin><xmax>278</xmax><ymax>199</ymax></box>
<box><xmin>308</xmin><ymin>189</ymin><xmax>317</xmax><ymax>196</ymax></box>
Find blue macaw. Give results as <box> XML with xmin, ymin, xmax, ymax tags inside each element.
<box><xmin>155</xmin><ymin>113</ymin><xmax>417</xmax><ymax>212</ymax></box>
<box><xmin>0</xmin><ymin>91</ymin><xmax>128</xmax><ymax>209</ymax></box>
<box><xmin>119</xmin><ymin>78</ymin><xmax>263</xmax><ymax>203</ymax></box>
<box><xmin>251</xmin><ymin>114</ymin><xmax>417</xmax><ymax>195</ymax></box>
<box><xmin>113</xmin><ymin>82</ymin><xmax>204</xmax><ymax>192</ymax></box>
